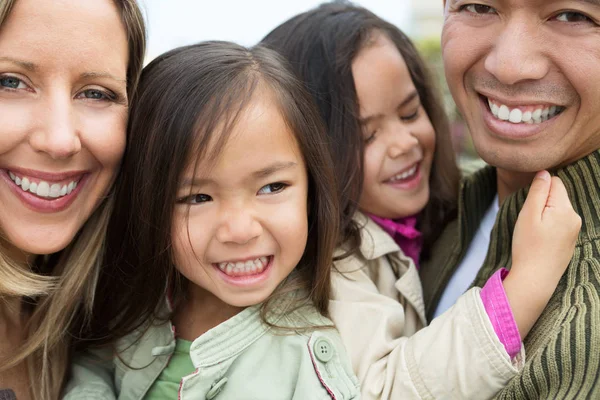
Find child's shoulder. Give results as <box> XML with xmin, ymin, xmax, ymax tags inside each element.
<box><xmin>255</xmin><ymin>305</ymin><xmax>360</xmax><ymax>399</ymax></box>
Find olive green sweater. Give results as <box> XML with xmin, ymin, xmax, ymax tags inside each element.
<box><xmin>420</xmin><ymin>149</ymin><xmax>600</xmax><ymax>399</ymax></box>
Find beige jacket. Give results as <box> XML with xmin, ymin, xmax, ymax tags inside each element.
<box><xmin>329</xmin><ymin>214</ymin><xmax>524</xmax><ymax>400</ymax></box>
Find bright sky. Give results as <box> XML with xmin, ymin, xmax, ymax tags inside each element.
<box><xmin>138</xmin><ymin>0</ymin><xmax>413</xmax><ymax>61</ymax></box>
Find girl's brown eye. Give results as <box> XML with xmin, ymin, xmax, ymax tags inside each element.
<box><xmin>258</xmin><ymin>182</ymin><xmax>288</xmax><ymax>195</ymax></box>
<box><xmin>190</xmin><ymin>194</ymin><xmax>212</xmax><ymax>204</ymax></box>
<box><xmin>365</xmin><ymin>131</ymin><xmax>378</xmax><ymax>144</ymax></box>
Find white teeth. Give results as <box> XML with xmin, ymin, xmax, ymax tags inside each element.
<box><xmin>491</xmin><ymin>103</ymin><xmax>499</xmax><ymax>117</ymax></box>
<box><xmin>488</xmin><ymin>98</ymin><xmax>562</xmax><ymax>125</ymax></box>
<box><xmin>37</xmin><ymin>181</ymin><xmax>50</xmax><ymax>197</ymax></box>
<box><xmin>217</xmin><ymin>257</ymin><xmax>269</xmax><ymax>277</ymax></box>
<box><xmin>49</xmin><ymin>184</ymin><xmax>61</xmax><ymax>198</ymax></box>
<box><xmin>508</xmin><ymin>108</ymin><xmax>522</xmax><ymax>123</ymax></box>
<box><xmin>21</xmin><ymin>177</ymin><xmax>30</xmax><ymax>191</ymax></box>
<box><xmin>390</xmin><ymin>165</ymin><xmax>418</xmax><ymax>182</ymax></box>
<box><xmin>7</xmin><ymin>171</ymin><xmax>79</xmax><ymax>199</ymax></box>
<box><xmin>498</xmin><ymin>105</ymin><xmax>510</xmax><ymax>120</ymax></box>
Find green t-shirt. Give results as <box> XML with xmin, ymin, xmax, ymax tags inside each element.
<box><xmin>145</xmin><ymin>339</ymin><xmax>196</xmax><ymax>399</ymax></box>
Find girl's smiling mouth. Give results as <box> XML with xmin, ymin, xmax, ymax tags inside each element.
<box><xmin>215</xmin><ymin>255</ymin><xmax>272</xmax><ymax>278</ymax></box>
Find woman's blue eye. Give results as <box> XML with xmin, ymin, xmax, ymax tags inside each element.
<box><xmin>258</xmin><ymin>182</ymin><xmax>287</xmax><ymax>195</ymax></box>
<box><xmin>81</xmin><ymin>89</ymin><xmax>112</xmax><ymax>101</ymax></box>
<box><xmin>0</xmin><ymin>76</ymin><xmax>24</xmax><ymax>89</ymax></box>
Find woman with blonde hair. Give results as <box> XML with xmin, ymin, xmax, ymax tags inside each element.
<box><xmin>0</xmin><ymin>0</ymin><xmax>145</xmax><ymax>398</ymax></box>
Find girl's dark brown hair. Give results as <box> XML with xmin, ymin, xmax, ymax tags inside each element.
<box><xmin>80</xmin><ymin>41</ymin><xmax>339</xmax><ymax>345</ymax></box>
<box><xmin>261</xmin><ymin>1</ymin><xmax>460</xmax><ymax>260</ymax></box>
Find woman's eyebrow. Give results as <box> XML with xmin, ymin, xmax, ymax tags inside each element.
<box><xmin>79</xmin><ymin>71</ymin><xmax>127</xmax><ymax>84</ymax></box>
<box><xmin>0</xmin><ymin>56</ymin><xmax>37</xmax><ymax>71</ymax></box>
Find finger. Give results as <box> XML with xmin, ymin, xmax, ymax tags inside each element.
<box><xmin>521</xmin><ymin>170</ymin><xmax>552</xmax><ymax>217</ymax></box>
<box><xmin>544</xmin><ymin>176</ymin><xmax>571</xmax><ymax>211</ymax></box>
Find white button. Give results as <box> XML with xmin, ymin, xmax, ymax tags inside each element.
<box><xmin>314</xmin><ymin>338</ymin><xmax>334</xmax><ymax>363</ymax></box>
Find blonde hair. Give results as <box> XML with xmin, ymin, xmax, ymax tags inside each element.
<box><xmin>0</xmin><ymin>1</ymin><xmax>146</xmax><ymax>399</ymax></box>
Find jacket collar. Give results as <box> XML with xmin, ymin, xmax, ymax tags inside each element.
<box><xmin>355</xmin><ymin>212</ymin><xmax>402</xmax><ymax>260</ymax></box>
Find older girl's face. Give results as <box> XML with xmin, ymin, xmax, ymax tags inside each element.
<box><xmin>353</xmin><ymin>33</ymin><xmax>436</xmax><ymax>219</ymax></box>
<box><xmin>0</xmin><ymin>0</ymin><xmax>129</xmax><ymax>259</ymax></box>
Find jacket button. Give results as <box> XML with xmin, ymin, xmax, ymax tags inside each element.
<box><xmin>206</xmin><ymin>377</ymin><xmax>228</xmax><ymax>399</ymax></box>
<box><xmin>313</xmin><ymin>338</ymin><xmax>334</xmax><ymax>363</ymax></box>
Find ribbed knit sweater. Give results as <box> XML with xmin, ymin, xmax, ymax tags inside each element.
<box><xmin>420</xmin><ymin>149</ymin><xmax>600</xmax><ymax>399</ymax></box>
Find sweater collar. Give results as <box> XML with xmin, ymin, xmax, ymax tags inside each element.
<box><xmin>462</xmin><ymin>149</ymin><xmax>600</xmax><ymax>287</ymax></box>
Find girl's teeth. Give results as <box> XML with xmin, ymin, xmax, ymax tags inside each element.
<box><xmin>488</xmin><ymin>98</ymin><xmax>562</xmax><ymax>124</ymax></box>
<box><xmin>7</xmin><ymin>172</ymin><xmax>79</xmax><ymax>199</ymax></box>
<box><xmin>390</xmin><ymin>165</ymin><xmax>418</xmax><ymax>182</ymax></box>
<box><xmin>217</xmin><ymin>257</ymin><xmax>269</xmax><ymax>277</ymax></box>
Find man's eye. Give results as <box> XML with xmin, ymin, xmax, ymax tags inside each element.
<box><xmin>554</xmin><ymin>11</ymin><xmax>593</xmax><ymax>24</ymax></box>
<box><xmin>460</xmin><ymin>4</ymin><xmax>497</xmax><ymax>14</ymax></box>
<box><xmin>257</xmin><ymin>182</ymin><xmax>287</xmax><ymax>195</ymax></box>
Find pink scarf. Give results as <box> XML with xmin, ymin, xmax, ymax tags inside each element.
<box><xmin>368</xmin><ymin>214</ymin><xmax>423</xmax><ymax>269</ymax></box>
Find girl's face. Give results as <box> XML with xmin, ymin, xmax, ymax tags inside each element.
<box><xmin>353</xmin><ymin>33</ymin><xmax>436</xmax><ymax>219</ymax></box>
<box><xmin>172</xmin><ymin>87</ymin><xmax>309</xmax><ymax>309</ymax></box>
<box><xmin>0</xmin><ymin>0</ymin><xmax>128</xmax><ymax>259</ymax></box>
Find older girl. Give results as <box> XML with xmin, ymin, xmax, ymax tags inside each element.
<box><xmin>0</xmin><ymin>0</ymin><xmax>145</xmax><ymax>398</ymax></box>
<box><xmin>262</xmin><ymin>3</ymin><xmax>580</xmax><ymax>399</ymax></box>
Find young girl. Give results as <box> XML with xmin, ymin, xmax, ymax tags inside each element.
<box><xmin>261</xmin><ymin>3</ymin><xmax>581</xmax><ymax>399</ymax></box>
<box><xmin>63</xmin><ymin>41</ymin><xmax>360</xmax><ymax>399</ymax></box>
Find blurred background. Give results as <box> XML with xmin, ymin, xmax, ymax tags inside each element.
<box><xmin>137</xmin><ymin>0</ymin><xmax>477</xmax><ymax>161</ymax></box>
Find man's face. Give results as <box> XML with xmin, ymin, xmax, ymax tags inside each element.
<box><xmin>442</xmin><ymin>0</ymin><xmax>600</xmax><ymax>172</ymax></box>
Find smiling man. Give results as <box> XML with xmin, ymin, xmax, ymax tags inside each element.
<box><xmin>420</xmin><ymin>0</ymin><xmax>600</xmax><ymax>397</ymax></box>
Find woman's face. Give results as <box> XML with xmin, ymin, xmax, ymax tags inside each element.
<box><xmin>0</xmin><ymin>0</ymin><xmax>129</xmax><ymax>259</ymax></box>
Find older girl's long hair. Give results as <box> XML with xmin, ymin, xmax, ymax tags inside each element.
<box><xmin>0</xmin><ymin>1</ymin><xmax>146</xmax><ymax>398</ymax></box>
<box><xmin>261</xmin><ymin>1</ymin><xmax>460</xmax><ymax>260</ymax></box>
<box><xmin>82</xmin><ymin>41</ymin><xmax>340</xmax><ymax>346</ymax></box>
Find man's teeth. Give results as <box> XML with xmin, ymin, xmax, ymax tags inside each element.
<box><xmin>488</xmin><ymin>98</ymin><xmax>561</xmax><ymax>124</ymax></box>
<box><xmin>389</xmin><ymin>165</ymin><xmax>418</xmax><ymax>182</ymax></box>
<box><xmin>217</xmin><ymin>256</ymin><xmax>269</xmax><ymax>277</ymax></box>
<box><xmin>8</xmin><ymin>171</ymin><xmax>78</xmax><ymax>199</ymax></box>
